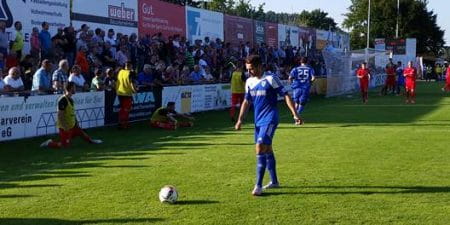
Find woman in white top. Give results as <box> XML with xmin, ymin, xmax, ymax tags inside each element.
<box><xmin>3</xmin><ymin>67</ymin><xmax>24</xmax><ymax>93</ymax></box>
<box><xmin>68</xmin><ymin>65</ymin><xmax>89</xmax><ymax>92</ymax></box>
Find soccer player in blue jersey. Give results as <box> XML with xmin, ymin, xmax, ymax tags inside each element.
<box><xmin>289</xmin><ymin>57</ymin><xmax>315</xmax><ymax>117</ymax></box>
<box><xmin>235</xmin><ymin>55</ymin><xmax>302</xmax><ymax>196</ymax></box>
<box><xmin>395</xmin><ymin>61</ymin><xmax>405</xmax><ymax>95</ymax></box>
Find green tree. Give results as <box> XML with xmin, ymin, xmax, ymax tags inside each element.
<box><xmin>343</xmin><ymin>0</ymin><xmax>445</xmax><ymax>56</ymax></box>
<box><xmin>296</xmin><ymin>9</ymin><xmax>338</xmax><ymax>30</ymax></box>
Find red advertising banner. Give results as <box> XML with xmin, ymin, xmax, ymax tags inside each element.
<box><xmin>138</xmin><ymin>0</ymin><xmax>186</xmax><ymax>37</ymax></box>
<box><xmin>265</xmin><ymin>22</ymin><xmax>278</xmax><ymax>48</ymax></box>
<box><xmin>224</xmin><ymin>15</ymin><xmax>254</xmax><ymax>47</ymax></box>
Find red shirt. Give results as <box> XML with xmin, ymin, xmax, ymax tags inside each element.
<box><xmin>357</xmin><ymin>68</ymin><xmax>370</xmax><ymax>81</ymax></box>
<box><xmin>403</xmin><ymin>67</ymin><xmax>417</xmax><ymax>82</ymax></box>
<box><xmin>385</xmin><ymin>67</ymin><xmax>396</xmax><ymax>76</ymax></box>
<box><xmin>446</xmin><ymin>67</ymin><xmax>450</xmax><ymax>83</ymax></box>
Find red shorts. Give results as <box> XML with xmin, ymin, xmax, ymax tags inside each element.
<box><xmin>405</xmin><ymin>80</ymin><xmax>416</xmax><ymax>91</ymax></box>
<box><xmin>59</xmin><ymin>126</ymin><xmax>86</xmax><ymax>147</ymax></box>
<box><xmin>231</xmin><ymin>93</ymin><xmax>245</xmax><ymax>107</ymax></box>
<box><xmin>359</xmin><ymin>80</ymin><xmax>369</xmax><ymax>92</ymax></box>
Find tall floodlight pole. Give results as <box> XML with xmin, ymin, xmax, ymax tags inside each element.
<box><xmin>366</xmin><ymin>0</ymin><xmax>371</xmax><ymax>49</ymax></box>
<box><xmin>395</xmin><ymin>0</ymin><xmax>400</xmax><ymax>38</ymax></box>
<box><xmin>365</xmin><ymin>0</ymin><xmax>371</xmax><ymax>62</ymax></box>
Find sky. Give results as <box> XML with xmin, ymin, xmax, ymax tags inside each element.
<box><xmin>249</xmin><ymin>0</ymin><xmax>449</xmax><ymax>45</ymax></box>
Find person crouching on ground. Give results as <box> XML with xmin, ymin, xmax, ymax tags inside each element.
<box><xmin>40</xmin><ymin>82</ymin><xmax>102</xmax><ymax>148</ymax></box>
<box><xmin>150</xmin><ymin>102</ymin><xmax>195</xmax><ymax>130</ymax></box>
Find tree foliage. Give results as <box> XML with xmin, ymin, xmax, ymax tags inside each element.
<box><xmin>160</xmin><ymin>0</ymin><xmax>338</xmax><ymax>31</ymax></box>
<box><xmin>343</xmin><ymin>0</ymin><xmax>445</xmax><ymax>56</ymax></box>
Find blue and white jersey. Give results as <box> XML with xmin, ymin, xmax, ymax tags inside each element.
<box><xmin>290</xmin><ymin>65</ymin><xmax>315</xmax><ymax>89</ymax></box>
<box><xmin>245</xmin><ymin>74</ymin><xmax>288</xmax><ymax>126</ymax></box>
<box><xmin>396</xmin><ymin>67</ymin><xmax>405</xmax><ymax>83</ymax></box>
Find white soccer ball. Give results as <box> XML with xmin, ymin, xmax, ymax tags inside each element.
<box><xmin>159</xmin><ymin>185</ymin><xmax>178</xmax><ymax>204</ymax></box>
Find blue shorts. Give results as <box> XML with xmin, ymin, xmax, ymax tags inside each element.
<box><xmin>293</xmin><ymin>87</ymin><xmax>310</xmax><ymax>104</ymax></box>
<box><xmin>254</xmin><ymin>123</ymin><xmax>278</xmax><ymax>145</ymax></box>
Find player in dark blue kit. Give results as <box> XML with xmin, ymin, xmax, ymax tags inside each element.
<box><xmin>395</xmin><ymin>61</ymin><xmax>405</xmax><ymax>95</ymax></box>
<box><xmin>235</xmin><ymin>55</ymin><xmax>302</xmax><ymax>196</ymax></box>
<box><xmin>289</xmin><ymin>57</ymin><xmax>315</xmax><ymax>117</ymax></box>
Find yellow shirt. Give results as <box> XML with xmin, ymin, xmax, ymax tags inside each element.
<box><xmin>57</xmin><ymin>95</ymin><xmax>76</xmax><ymax>130</ymax></box>
<box><xmin>231</xmin><ymin>71</ymin><xmax>245</xmax><ymax>94</ymax></box>
<box><xmin>151</xmin><ymin>107</ymin><xmax>170</xmax><ymax>123</ymax></box>
<box><xmin>116</xmin><ymin>69</ymin><xmax>135</xmax><ymax>96</ymax></box>
<box><xmin>12</xmin><ymin>31</ymin><xmax>24</xmax><ymax>51</ymax></box>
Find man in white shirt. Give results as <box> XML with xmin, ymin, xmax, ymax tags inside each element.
<box><xmin>104</xmin><ymin>29</ymin><xmax>117</xmax><ymax>58</ymax></box>
<box><xmin>3</xmin><ymin>67</ymin><xmax>24</xmax><ymax>93</ymax></box>
<box><xmin>68</xmin><ymin>65</ymin><xmax>87</xmax><ymax>92</ymax></box>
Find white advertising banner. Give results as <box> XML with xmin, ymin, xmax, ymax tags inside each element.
<box><xmin>72</xmin><ymin>0</ymin><xmax>138</xmax><ymax>36</ymax></box>
<box><xmin>1</xmin><ymin>0</ymin><xmax>70</xmax><ymax>53</ymax></box>
<box><xmin>0</xmin><ymin>92</ymin><xmax>105</xmax><ymax>142</ymax></box>
<box><xmin>162</xmin><ymin>84</ymin><xmax>231</xmax><ymax>113</ymax></box>
<box><xmin>186</xmin><ymin>6</ymin><xmax>224</xmax><ymax>43</ymax></box>
<box><xmin>278</xmin><ymin>24</ymin><xmax>299</xmax><ymax>48</ymax></box>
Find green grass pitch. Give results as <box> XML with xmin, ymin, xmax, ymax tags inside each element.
<box><xmin>1</xmin><ymin>82</ymin><xmax>450</xmax><ymax>225</ymax></box>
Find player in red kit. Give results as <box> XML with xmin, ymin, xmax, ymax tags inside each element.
<box><xmin>356</xmin><ymin>62</ymin><xmax>371</xmax><ymax>103</ymax></box>
<box><xmin>381</xmin><ymin>61</ymin><xmax>396</xmax><ymax>95</ymax></box>
<box><xmin>442</xmin><ymin>64</ymin><xmax>450</xmax><ymax>92</ymax></box>
<box><xmin>403</xmin><ymin>61</ymin><xmax>417</xmax><ymax>104</ymax></box>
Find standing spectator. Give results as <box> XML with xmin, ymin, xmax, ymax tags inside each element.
<box><xmin>229</xmin><ymin>63</ymin><xmax>246</xmax><ymax>122</ymax></box>
<box><xmin>0</xmin><ymin>53</ymin><xmax>4</xmax><ymax>71</ymax></box>
<box><xmin>75</xmin><ymin>46</ymin><xmax>89</xmax><ymax>75</ymax></box>
<box><xmin>62</xmin><ymin>27</ymin><xmax>77</xmax><ymax>66</ymax></box>
<box><xmin>163</xmin><ymin>65</ymin><xmax>178</xmax><ymax>85</ymax></box>
<box><xmin>32</xmin><ymin>59</ymin><xmax>53</xmax><ymax>94</ymax></box>
<box><xmin>442</xmin><ymin>64</ymin><xmax>450</xmax><ymax>92</ymax></box>
<box><xmin>10</xmin><ymin>21</ymin><xmax>24</xmax><ymax>60</ymax></box>
<box><xmin>0</xmin><ymin>71</ymin><xmax>4</xmax><ymax>94</ymax></box>
<box><xmin>115</xmin><ymin>45</ymin><xmax>129</xmax><ymax>68</ymax></box>
<box><xmin>90</xmin><ymin>68</ymin><xmax>104</xmax><ymax>91</ymax></box>
<box><xmin>52</xmin><ymin>59</ymin><xmax>69</xmax><ymax>93</ymax></box>
<box><xmin>189</xmin><ymin>65</ymin><xmax>204</xmax><ymax>84</ymax></box>
<box><xmin>6</xmin><ymin>51</ymin><xmax>18</xmax><ymax>69</ymax></box>
<box><xmin>76</xmin><ymin>32</ymin><xmax>89</xmax><ymax>52</ymax></box>
<box><xmin>30</xmin><ymin>27</ymin><xmax>41</xmax><ymax>60</ymax></box>
<box><xmin>3</xmin><ymin>67</ymin><xmax>24</xmax><ymax>94</ymax></box>
<box><xmin>178</xmin><ymin>66</ymin><xmax>190</xmax><ymax>84</ymax></box>
<box><xmin>0</xmin><ymin>21</ymin><xmax>8</xmax><ymax>57</ymax></box>
<box><xmin>185</xmin><ymin>46</ymin><xmax>195</xmax><ymax>70</ymax></box>
<box><xmin>52</xmin><ymin>27</ymin><xmax>65</xmax><ymax>51</ymax></box>
<box><xmin>137</xmin><ymin>64</ymin><xmax>154</xmax><ymax>87</ymax></box>
<box><xmin>39</xmin><ymin>22</ymin><xmax>52</xmax><ymax>59</ymax></box>
<box><xmin>68</xmin><ymin>65</ymin><xmax>88</xmax><ymax>92</ymax></box>
<box><xmin>116</xmin><ymin>61</ymin><xmax>137</xmax><ymax>129</ymax></box>
<box><xmin>203</xmin><ymin>66</ymin><xmax>215</xmax><ymax>83</ymax></box>
<box><xmin>19</xmin><ymin>55</ymin><xmax>35</xmax><ymax>91</ymax></box>
<box><xmin>104</xmin><ymin>67</ymin><xmax>116</xmax><ymax>92</ymax></box>
<box><xmin>105</xmin><ymin>29</ymin><xmax>117</xmax><ymax>58</ymax></box>
<box><xmin>100</xmin><ymin>42</ymin><xmax>116</xmax><ymax>68</ymax></box>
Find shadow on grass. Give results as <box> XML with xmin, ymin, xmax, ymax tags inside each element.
<box><xmin>0</xmin><ymin>194</ymin><xmax>35</xmax><ymax>198</ymax></box>
<box><xmin>264</xmin><ymin>185</ymin><xmax>450</xmax><ymax>196</ymax></box>
<box><xmin>175</xmin><ymin>200</ymin><xmax>219</xmax><ymax>205</ymax></box>
<box><xmin>286</xmin><ymin>83</ymin><xmax>446</xmax><ymax>125</ymax></box>
<box><xmin>0</xmin><ymin>109</ymin><xmax>236</xmax><ymax>192</ymax></box>
<box><xmin>0</xmin><ymin>218</ymin><xmax>163</xmax><ymax>225</ymax></box>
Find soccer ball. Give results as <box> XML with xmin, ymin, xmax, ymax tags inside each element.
<box><xmin>159</xmin><ymin>185</ymin><xmax>178</xmax><ymax>203</ymax></box>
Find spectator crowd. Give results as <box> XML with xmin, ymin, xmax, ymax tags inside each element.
<box><xmin>0</xmin><ymin>20</ymin><xmax>327</xmax><ymax>97</ymax></box>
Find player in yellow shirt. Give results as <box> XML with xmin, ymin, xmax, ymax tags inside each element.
<box><xmin>116</xmin><ymin>61</ymin><xmax>137</xmax><ymax>129</ymax></box>
<box><xmin>40</xmin><ymin>82</ymin><xmax>102</xmax><ymax>148</ymax></box>
<box><xmin>151</xmin><ymin>102</ymin><xmax>195</xmax><ymax>130</ymax></box>
<box><xmin>230</xmin><ymin>62</ymin><xmax>246</xmax><ymax>122</ymax></box>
